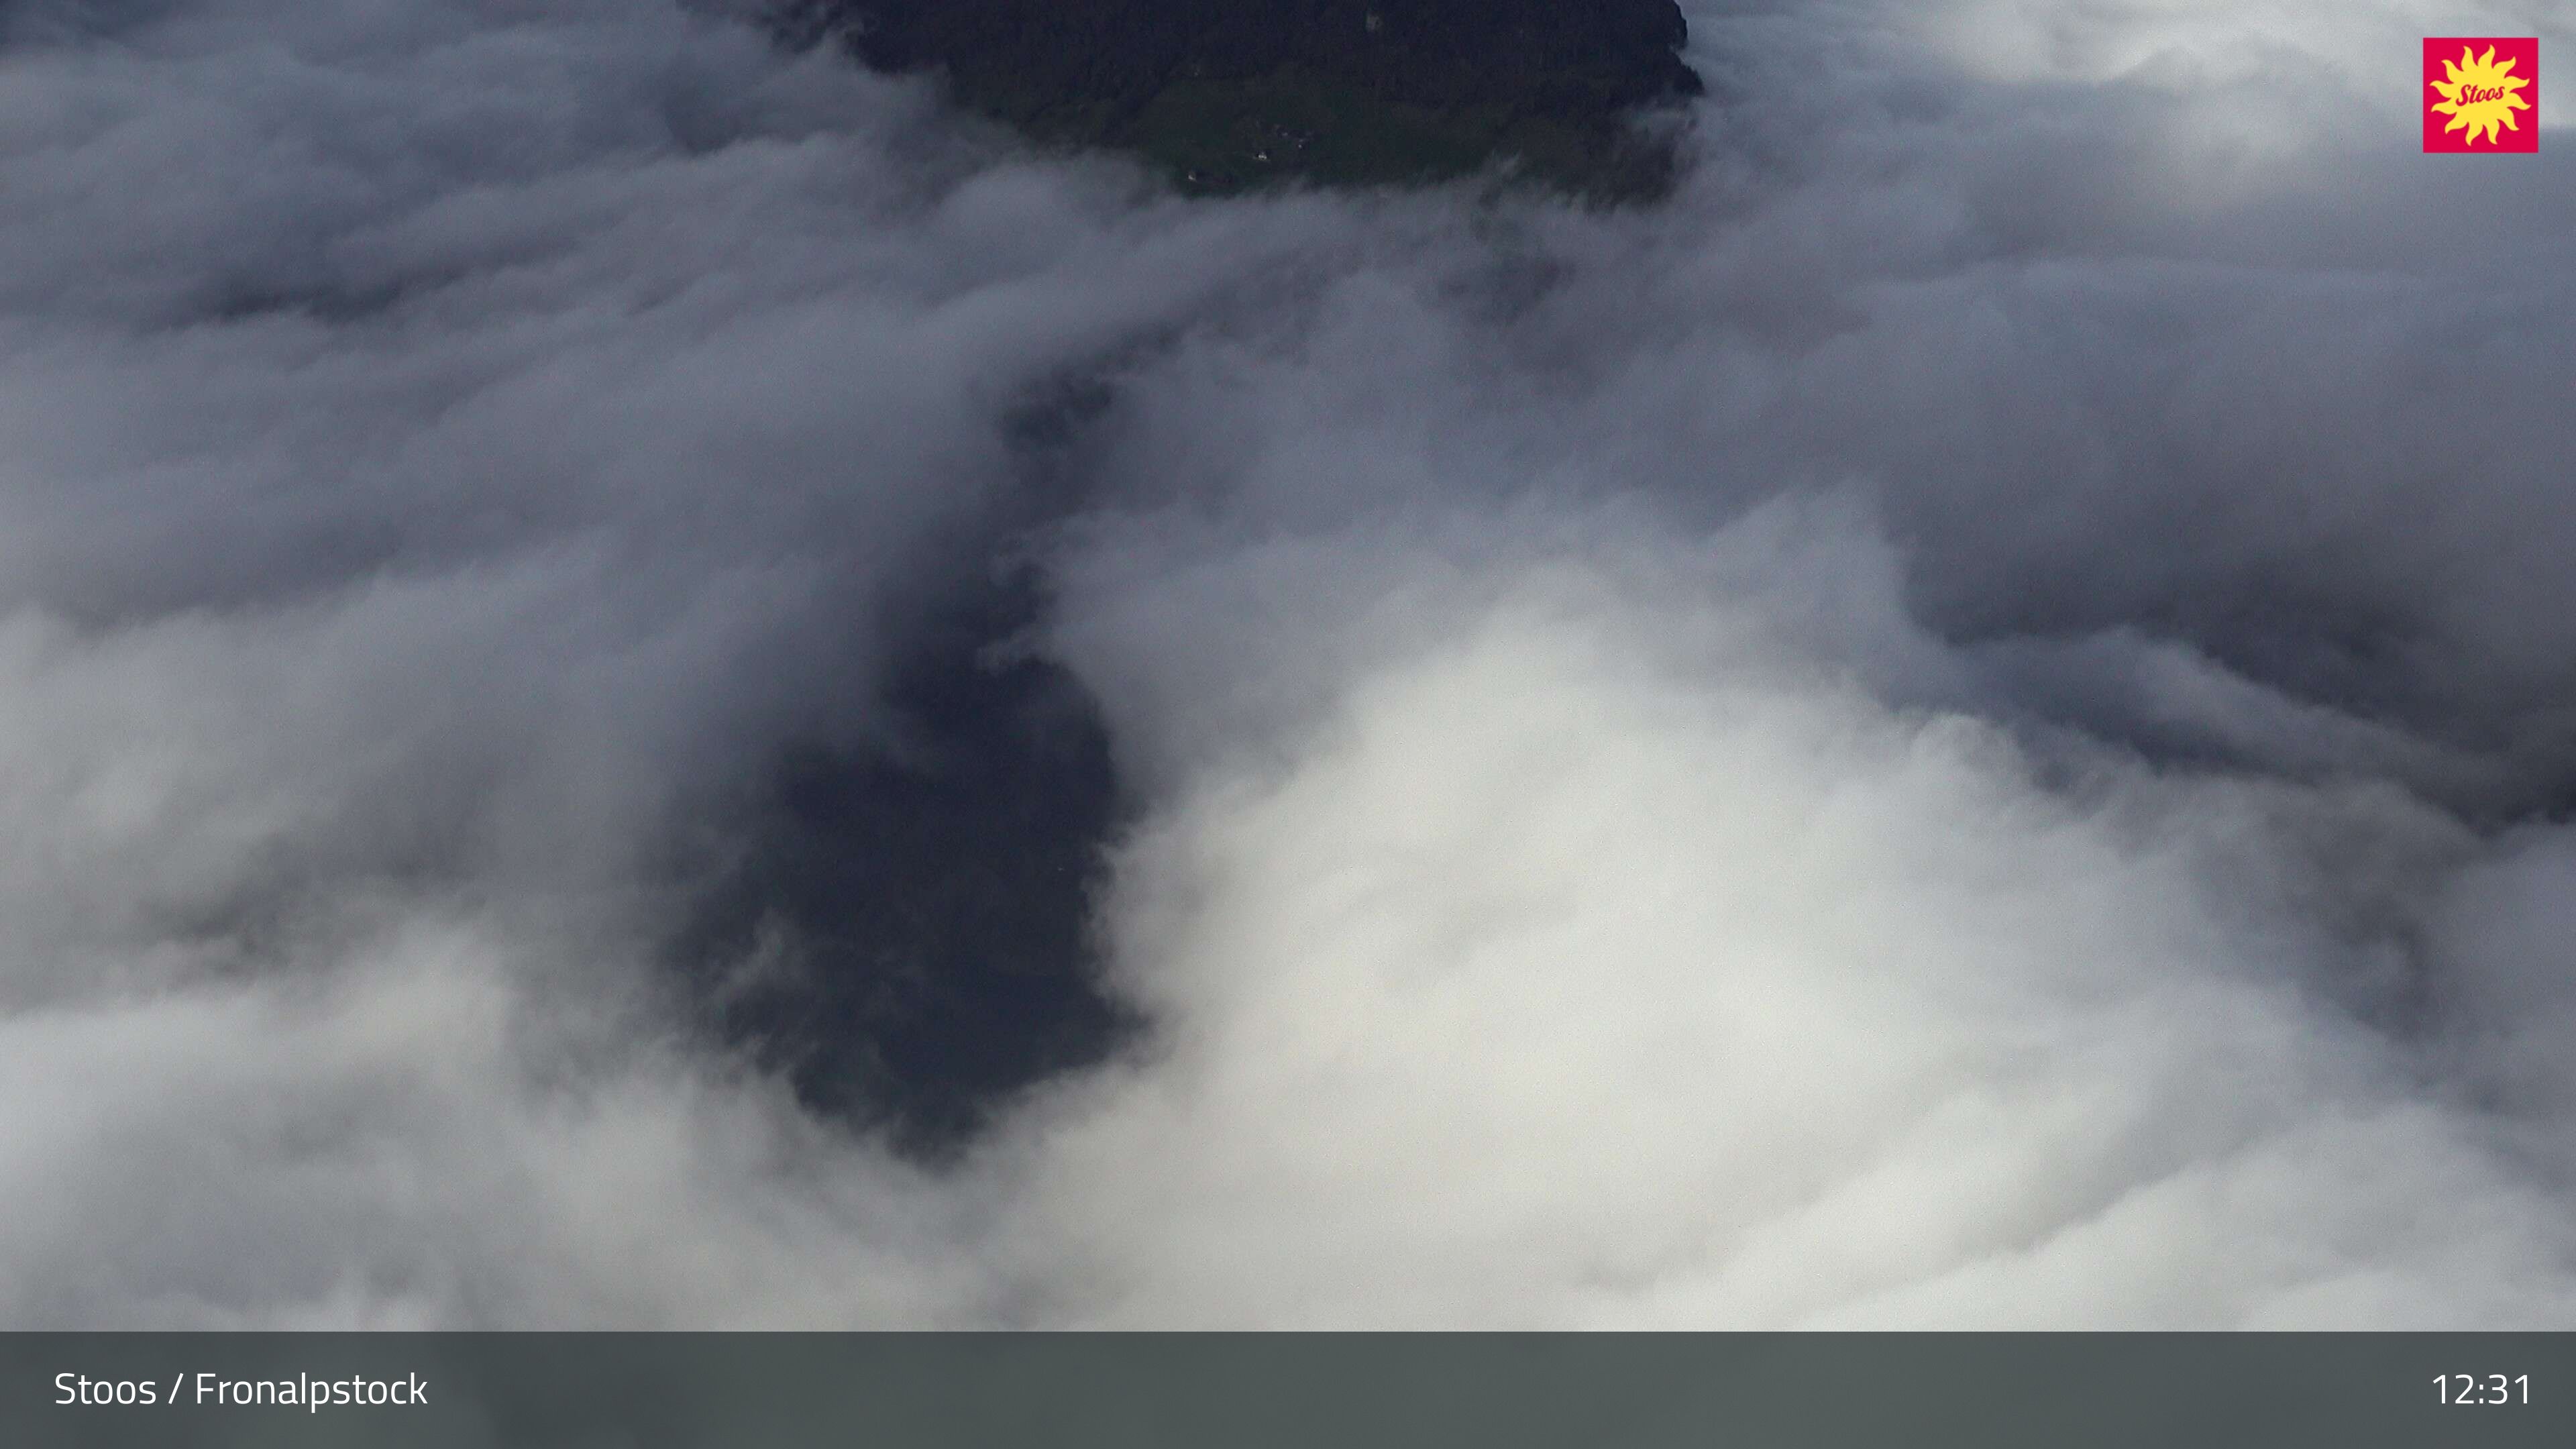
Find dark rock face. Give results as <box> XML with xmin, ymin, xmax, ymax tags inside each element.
<box><xmin>779</xmin><ymin>0</ymin><xmax>1703</xmax><ymax>196</ymax></box>
<box><xmin>678</xmin><ymin>566</ymin><xmax>1132</xmax><ymax>1158</ymax></box>
<box><xmin>672</xmin><ymin>380</ymin><xmax>1135</xmax><ymax>1159</ymax></box>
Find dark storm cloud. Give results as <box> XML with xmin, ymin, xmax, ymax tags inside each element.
<box><xmin>1</xmin><ymin>0</ymin><xmax>2572</xmax><ymax>1324</ymax></box>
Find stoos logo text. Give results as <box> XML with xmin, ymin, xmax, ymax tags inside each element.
<box><xmin>2424</xmin><ymin>38</ymin><xmax>2538</xmax><ymax>152</ymax></box>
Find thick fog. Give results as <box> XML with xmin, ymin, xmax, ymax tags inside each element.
<box><xmin>1</xmin><ymin>0</ymin><xmax>2572</xmax><ymax>1326</ymax></box>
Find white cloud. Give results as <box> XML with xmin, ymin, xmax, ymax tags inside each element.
<box><xmin>2</xmin><ymin>0</ymin><xmax>2572</xmax><ymax>1326</ymax></box>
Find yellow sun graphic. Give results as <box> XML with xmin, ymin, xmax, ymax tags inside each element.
<box><xmin>2428</xmin><ymin>44</ymin><xmax>2532</xmax><ymax>146</ymax></box>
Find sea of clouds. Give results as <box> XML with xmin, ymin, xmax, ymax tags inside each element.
<box><xmin>1</xmin><ymin>0</ymin><xmax>2571</xmax><ymax>1326</ymax></box>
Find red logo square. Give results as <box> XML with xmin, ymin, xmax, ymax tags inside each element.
<box><xmin>2424</xmin><ymin>38</ymin><xmax>2538</xmax><ymax>152</ymax></box>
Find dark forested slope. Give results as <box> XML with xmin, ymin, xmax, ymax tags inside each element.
<box><xmin>780</xmin><ymin>0</ymin><xmax>1703</xmax><ymax>196</ymax></box>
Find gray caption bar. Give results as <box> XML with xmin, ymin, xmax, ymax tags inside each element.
<box><xmin>4</xmin><ymin>1333</ymin><xmax>2570</xmax><ymax>1448</ymax></box>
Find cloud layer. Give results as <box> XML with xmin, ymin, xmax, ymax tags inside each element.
<box><xmin>1</xmin><ymin>0</ymin><xmax>2572</xmax><ymax>1325</ymax></box>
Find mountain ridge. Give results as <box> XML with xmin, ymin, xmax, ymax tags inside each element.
<box><xmin>779</xmin><ymin>0</ymin><xmax>1704</xmax><ymax>198</ymax></box>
